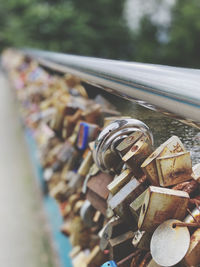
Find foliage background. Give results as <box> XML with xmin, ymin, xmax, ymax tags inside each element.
<box><xmin>0</xmin><ymin>0</ymin><xmax>200</xmax><ymax>68</ymax></box>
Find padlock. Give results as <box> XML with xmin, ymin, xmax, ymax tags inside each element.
<box><xmin>86</xmin><ymin>172</ymin><xmax>113</xmax><ymax>216</ymax></box>
<box><xmin>57</xmin><ymin>141</ymin><xmax>75</xmax><ymax>162</ymax></box>
<box><xmin>183</xmin><ymin>228</ymin><xmax>200</xmax><ymax>267</ymax></box>
<box><xmin>85</xmin><ymin>245</ymin><xmax>107</xmax><ymax>267</ymax></box>
<box><xmin>141</xmin><ymin>136</ymin><xmax>186</xmax><ymax>186</ymax></box>
<box><xmin>68</xmin><ymin>120</ymin><xmax>83</xmax><ymax>145</ymax></box>
<box><xmin>129</xmin><ymin>190</ymin><xmax>147</xmax><ymax>222</ymax></box>
<box><xmin>108</xmin><ymin>230</ymin><xmax>135</xmax><ymax>262</ymax></box>
<box><xmin>74</xmin><ymin>200</ymin><xmax>85</xmax><ymax>215</ymax></box>
<box><xmin>62</xmin><ymin>109</ymin><xmax>83</xmax><ymax>138</ymax></box>
<box><xmin>107</xmin><ymin>169</ymin><xmax>134</xmax><ymax>195</ymax></box>
<box><xmin>138</xmin><ymin>186</ymin><xmax>189</xmax><ymax>232</ymax></box>
<box><xmin>99</xmin><ymin>217</ymin><xmax>130</xmax><ymax>251</ymax></box>
<box><xmin>82</xmin><ymin>163</ymin><xmax>100</xmax><ymax>194</ymax></box>
<box><xmin>77</xmin><ymin>122</ymin><xmax>100</xmax><ymax>150</ymax></box>
<box><xmin>88</xmin><ymin>235</ymin><xmax>101</xmax><ymax>250</ymax></box>
<box><xmin>72</xmin><ymin>250</ymin><xmax>88</xmax><ymax>267</ymax></box>
<box><xmin>116</xmin><ymin>131</ymin><xmax>144</xmax><ymax>157</ymax></box>
<box><xmin>132</xmin><ymin>230</ymin><xmax>151</xmax><ymax>250</ymax></box>
<box><xmin>43</xmin><ymin>142</ymin><xmax>63</xmax><ymax>167</ymax></box>
<box><xmin>67</xmin><ymin>172</ymin><xmax>84</xmax><ymax>197</ymax></box>
<box><xmin>69</xmin><ymin>245</ymin><xmax>82</xmax><ymax>259</ymax></box>
<box><xmin>101</xmin><ymin>260</ymin><xmax>117</xmax><ymax>267</ymax></box>
<box><xmin>80</xmin><ymin>200</ymin><xmax>96</xmax><ymax>228</ymax></box>
<box><xmin>49</xmin><ymin>180</ymin><xmax>69</xmax><ymax>202</ymax></box>
<box><xmin>69</xmin><ymin>216</ymin><xmax>91</xmax><ymax>248</ymax></box>
<box><xmin>150</xmin><ymin>219</ymin><xmax>190</xmax><ymax>266</ymax></box>
<box><xmin>60</xmin><ymin>150</ymin><xmax>81</xmax><ymax>179</ymax></box>
<box><xmin>108</xmin><ymin>178</ymin><xmax>145</xmax><ymax>224</ymax></box>
<box><xmin>77</xmin><ymin>150</ymin><xmax>94</xmax><ymax>177</ymax></box>
<box><xmin>49</xmin><ymin>102</ymin><xmax>68</xmax><ymax>132</ymax></box>
<box><xmin>93</xmin><ymin>118</ymin><xmax>153</xmax><ymax>174</ymax></box>
<box><xmin>64</xmin><ymin>73</ymin><xmax>80</xmax><ymax>89</ymax></box>
<box><xmin>122</xmin><ymin>135</ymin><xmax>153</xmax><ymax>177</ymax></box>
<box><xmin>156</xmin><ymin>151</ymin><xmax>192</xmax><ymax>187</ymax></box>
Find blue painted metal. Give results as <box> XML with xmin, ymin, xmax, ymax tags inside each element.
<box><xmin>101</xmin><ymin>260</ymin><xmax>118</xmax><ymax>267</ymax></box>
<box><xmin>24</xmin><ymin>128</ymin><xmax>73</xmax><ymax>267</ymax></box>
<box><xmin>77</xmin><ymin>122</ymin><xmax>89</xmax><ymax>150</ymax></box>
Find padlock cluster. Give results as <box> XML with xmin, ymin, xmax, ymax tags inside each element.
<box><xmin>2</xmin><ymin>49</ymin><xmax>200</xmax><ymax>267</ymax></box>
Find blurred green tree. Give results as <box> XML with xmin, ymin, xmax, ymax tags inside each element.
<box><xmin>0</xmin><ymin>0</ymin><xmax>134</xmax><ymax>60</ymax></box>
<box><xmin>131</xmin><ymin>0</ymin><xmax>200</xmax><ymax>68</ymax></box>
<box><xmin>1</xmin><ymin>0</ymin><xmax>200</xmax><ymax>68</ymax></box>
<box><xmin>164</xmin><ymin>0</ymin><xmax>200</xmax><ymax>68</ymax></box>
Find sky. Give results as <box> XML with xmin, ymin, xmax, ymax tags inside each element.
<box><xmin>124</xmin><ymin>0</ymin><xmax>177</xmax><ymax>32</ymax></box>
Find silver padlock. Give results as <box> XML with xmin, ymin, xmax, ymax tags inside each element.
<box><xmin>92</xmin><ymin>118</ymin><xmax>153</xmax><ymax>173</ymax></box>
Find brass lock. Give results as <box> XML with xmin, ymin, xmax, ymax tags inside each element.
<box><xmin>92</xmin><ymin>118</ymin><xmax>153</xmax><ymax>173</ymax></box>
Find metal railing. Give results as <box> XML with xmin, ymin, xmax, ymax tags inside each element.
<box><xmin>23</xmin><ymin>49</ymin><xmax>200</xmax><ymax>129</ymax></box>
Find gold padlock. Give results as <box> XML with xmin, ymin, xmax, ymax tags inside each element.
<box><xmin>156</xmin><ymin>151</ymin><xmax>192</xmax><ymax>187</ymax></box>
<box><xmin>107</xmin><ymin>169</ymin><xmax>134</xmax><ymax>195</ymax></box>
<box><xmin>138</xmin><ymin>186</ymin><xmax>189</xmax><ymax>232</ymax></box>
<box><xmin>141</xmin><ymin>136</ymin><xmax>186</xmax><ymax>185</ymax></box>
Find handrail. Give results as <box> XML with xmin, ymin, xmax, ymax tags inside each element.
<box><xmin>22</xmin><ymin>48</ymin><xmax>200</xmax><ymax>129</ymax></box>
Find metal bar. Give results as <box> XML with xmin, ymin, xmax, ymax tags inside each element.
<box><xmin>22</xmin><ymin>49</ymin><xmax>200</xmax><ymax>129</ymax></box>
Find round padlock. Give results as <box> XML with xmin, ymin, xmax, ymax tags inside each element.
<box><xmin>150</xmin><ymin>219</ymin><xmax>190</xmax><ymax>266</ymax></box>
<box><xmin>93</xmin><ymin>118</ymin><xmax>153</xmax><ymax>173</ymax></box>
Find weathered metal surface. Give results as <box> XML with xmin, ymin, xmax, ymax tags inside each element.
<box><xmin>156</xmin><ymin>151</ymin><xmax>192</xmax><ymax>187</ymax></box>
<box><xmin>107</xmin><ymin>169</ymin><xmax>134</xmax><ymax>195</ymax></box>
<box><xmin>183</xmin><ymin>228</ymin><xmax>200</xmax><ymax>267</ymax></box>
<box><xmin>122</xmin><ymin>135</ymin><xmax>153</xmax><ymax>177</ymax></box>
<box><xmin>99</xmin><ymin>218</ymin><xmax>128</xmax><ymax>251</ymax></box>
<box><xmin>129</xmin><ymin>189</ymin><xmax>147</xmax><ymax>221</ymax></box>
<box><xmin>116</xmin><ymin>131</ymin><xmax>144</xmax><ymax>157</ymax></box>
<box><xmin>108</xmin><ymin>178</ymin><xmax>145</xmax><ymax>223</ymax></box>
<box><xmin>138</xmin><ymin>186</ymin><xmax>189</xmax><ymax>232</ymax></box>
<box><xmin>184</xmin><ymin>206</ymin><xmax>200</xmax><ymax>223</ymax></box>
<box><xmin>108</xmin><ymin>231</ymin><xmax>135</xmax><ymax>262</ymax></box>
<box><xmin>132</xmin><ymin>230</ymin><xmax>151</xmax><ymax>250</ymax></box>
<box><xmin>141</xmin><ymin>136</ymin><xmax>186</xmax><ymax>186</ymax></box>
<box><xmin>150</xmin><ymin>219</ymin><xmax>190</xmax><ymax>266</ymax></box>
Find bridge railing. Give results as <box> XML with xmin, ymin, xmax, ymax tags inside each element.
<box><xmin>22</xmin><ymin>48</ymin><xmax>200</xmax><ymax>130</ymax></box>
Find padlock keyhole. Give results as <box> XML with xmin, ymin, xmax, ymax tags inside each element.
<box><xmin>172</xmin><ymin>223</ymin><xmax>177</xmax><ymax>228</ymax></box>
<box><xmin>142</xmin><ymin>204</ymin><xmax>146</xmax><ymax>213</ymax></box>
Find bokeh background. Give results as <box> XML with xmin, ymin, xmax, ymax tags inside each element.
<box><xmin>0</xmin><ymin>0</ymin><xmax>200</xmax><ymax>67</ymax></box>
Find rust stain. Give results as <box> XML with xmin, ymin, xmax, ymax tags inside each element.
<box><xmin>195</xmin><ymin>214</ymin><xmax>200</xmax><ymax>223</ymax></box>
<box><xmin>172</xmin><ymin>143</ymin><xmax>184</xmax><ymax>153</ymax></box>
<box><xmin>131</xmin><ymin>145</ymin><xmax>139</xmax><ymax>152</ymax></box>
